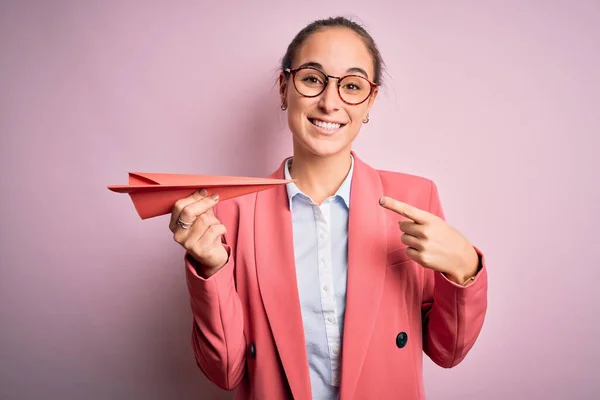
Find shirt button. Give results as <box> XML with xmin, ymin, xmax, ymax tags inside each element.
<box><xmin>323</xmin><ymin>285</ymin><xmax>329</xmax><ymax>292</ymax></box>
<box><xmin>332</xmin><ymin>347</ymin><xmax>340</xmax><ymax>355</ymax></box>
<box><xmin>327</xmin><ymin>316</ymin><xmax>335</xmax><ymax>323</ymax></box>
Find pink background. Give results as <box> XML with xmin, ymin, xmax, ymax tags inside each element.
<box><xmin>1</xmin><ymin>1</ymin><xmax>598</xmax><ymax>399</ymax></box>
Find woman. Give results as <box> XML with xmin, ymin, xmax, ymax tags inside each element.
<box><xmin>170</xmin><ymin>16</ymin><xmax>487</xmax><ymax>400</ymax></box>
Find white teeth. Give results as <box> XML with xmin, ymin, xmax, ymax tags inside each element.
<box><xmin>312</xmin><ymin>119</ymin><xmax>342</xmax><ymax>130</ymax></box>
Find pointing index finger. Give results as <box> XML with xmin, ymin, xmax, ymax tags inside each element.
<box><xmin>379</xmin><ymin>196</ymin><xmax>429</xmax><ymax>224</ymax></box>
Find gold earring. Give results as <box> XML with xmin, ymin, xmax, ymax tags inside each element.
<box><xmin>363</xmin><ymin>114</ymin><xmax>370</xmax><ymax>123</ymax></box>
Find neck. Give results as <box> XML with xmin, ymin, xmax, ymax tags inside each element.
<box><xmin>288</xmin><ymin>146</ymin><xmax>352</xmax><ymax>205</ymax></box>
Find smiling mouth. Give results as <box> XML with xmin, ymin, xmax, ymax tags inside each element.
<box><xmin>309</xmin><ymin>118</ymin><xmax>347</xmax><ymax>131</ymax></box>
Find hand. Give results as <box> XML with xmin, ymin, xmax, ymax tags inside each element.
<box><xmin>170</xmin><ymin>189</ymin><xmax>229</xmax><ymax>277</ymax></box>
<box><xmin>379</xmin><ymin>196</ymin><xmax>479</xmax><ymax>284</ymax></box>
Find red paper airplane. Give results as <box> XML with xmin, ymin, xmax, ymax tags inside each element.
<box><xmin>108</xmin><ymin>172</ymin><xmax>293</xmax><ymax>219</ymax></box>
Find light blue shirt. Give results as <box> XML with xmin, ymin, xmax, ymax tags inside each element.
<box><xmin>284</xmin><ymin>156</ymin><xmax>354</xmax><ymax>400</ymax></box>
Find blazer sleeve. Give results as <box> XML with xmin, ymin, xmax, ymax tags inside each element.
<box><xmin>184</xmin><ymin>203</ymin><xmax>246</xmax><ymax>390</ymax></box>
<box><xmin>421</xmin><ymin>181</ymin><xmax>488</xmax><ymax>368</ymax></box>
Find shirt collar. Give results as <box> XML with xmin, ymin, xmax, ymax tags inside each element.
<box><xmin>284</xmin><ymin>155</ymin><xmax>354</xmax><ymax>209</ymax></box>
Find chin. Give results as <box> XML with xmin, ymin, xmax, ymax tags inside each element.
<box><xmin>300</xmin><ymin>135</ymin><xmax>352</xmax><ymax>158</ymax></box>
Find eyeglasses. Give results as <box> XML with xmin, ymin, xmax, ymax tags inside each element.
<box><xmin>284</xmin><ymin>66</ymin><xmax>377</xmax><ymax>105</ymax></box>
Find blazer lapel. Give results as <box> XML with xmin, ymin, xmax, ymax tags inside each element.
<box><xmin>254</xmin><ymin>160</ymin><xmax>312</xmax><ymax>400</ymax></box>
<box><xmin>339</xmin><ymin>153</ymin><xmax>388</xmax><ymax>400</ymax></box>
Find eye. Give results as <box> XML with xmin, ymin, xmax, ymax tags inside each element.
<box><xmin>342</xmin><ymin>81</ymin><xmax>363</xmax><ymax>91</ymax></box>
<box><xmin>301</xmin><ymin>74</ymin><xmax>324</xmax><ymax>85</ymax></box>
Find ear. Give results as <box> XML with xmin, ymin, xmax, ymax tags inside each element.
<box><xmin>366</xmin><ymin>87</ymin><xmax>379</xmax><ymax>113</ymax></box>
<box><xmin>279</xmin><ymin>72</ymin><xmax>289</xmax><ymax>105</ymax></box>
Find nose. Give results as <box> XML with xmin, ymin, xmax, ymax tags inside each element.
<box><xmin>318</xmin><ymin>79</ymin><xmax>342</xmax><ymax>113</ymax></box>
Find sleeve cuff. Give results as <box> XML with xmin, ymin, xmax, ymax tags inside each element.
<box><xmin>437</xmin><ymin>246</ymin><xmax>487</xmax><ymax>291</ymax></box>
<box><xmin>185</xmin><ymin>245</ymin><xmax>234</xmax><ymax>295</ymax></box>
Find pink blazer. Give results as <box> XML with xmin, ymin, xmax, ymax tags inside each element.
<box><xmin>185</xmin><ymin>152</ymin><xmax>488</xmax><ymax>399</ymax></box>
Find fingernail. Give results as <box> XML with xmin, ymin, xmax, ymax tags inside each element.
<box><xmin>198</xmin><ymin>189</ymin><xmax>207</xmax><ymax>196</ymax></box>
<box><xmin>211</xmin><ymin>193</ymin><xmax>219</xmax><ymax>201</ymax></box>
<box><xmin>379</xmin><ymin>197</ymin><xmax>386</xmax><ymax>205</ymax></box>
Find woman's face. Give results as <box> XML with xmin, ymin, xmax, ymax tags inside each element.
<box><xmin>280</xmin><ymin>28</ymin><xmax>378</xmax><ymax>158</ymax></box>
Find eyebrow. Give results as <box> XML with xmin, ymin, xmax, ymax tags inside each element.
<box><xmin>297</xmin><ymin>61</ymin><xmax>370</xmax><ymax>79</ymax></box>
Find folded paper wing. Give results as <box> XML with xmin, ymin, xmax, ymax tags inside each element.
<box><xmin>108</xmin><ymin>172</ymin><xmax>293</xmax><ymax>219</ymax></box>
